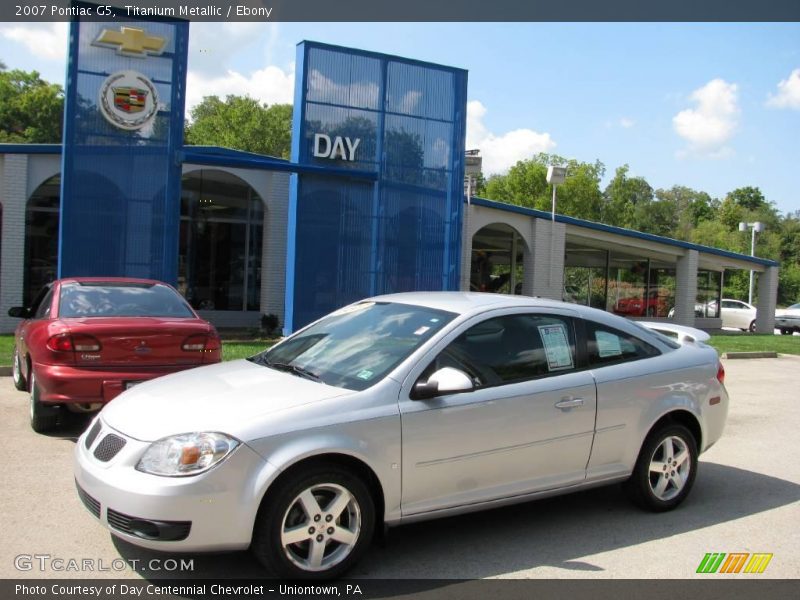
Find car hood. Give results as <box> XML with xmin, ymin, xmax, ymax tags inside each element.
<box><xmin>100</xmin><ymin>359</ymin><xmax>353</xmax><ymax>442</ymax></box>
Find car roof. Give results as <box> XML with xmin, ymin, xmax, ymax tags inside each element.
<box><xmin>367</xmin><ymin>291</ymin><xmax>579</xmax><ymax>316</ymax></box>
<box><xmin>56</xmin><ymin>277</ymin><xmax>166</xmax><ymax>286</ymax></box>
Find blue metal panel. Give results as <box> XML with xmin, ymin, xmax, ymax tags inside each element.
<box><xmin>285</xmin><ymin>41</ymin><xmax>468</xmax><ymax>333</ymax></box>
<box><xmin>58</xmin><ymin>16</ymin><xmax>189</xmax><ymax>283</ymax></box>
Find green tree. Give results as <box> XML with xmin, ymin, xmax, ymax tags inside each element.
<box><xmin>727</xmin><ymin>186</ymin><xmax>767</xmax><ymax>211</ymax></box>
<box><xmin>480</xmin><ymin>153</ymin><xmax>604</xmax><ymax>220</ymax></box>
<box><xmin>185</xmin><ymin>95</ymin><xmax>292</xmax><ymax>158</ymax></box>
<box><xmin>0</xmin><ymin>68</ymin><xmax>64</xmax><ymax>143</ymax></box>
<box><xmin>602</xmin><ymin>165</ymin><xmax>654</xmax><ymax>228</ymax></box>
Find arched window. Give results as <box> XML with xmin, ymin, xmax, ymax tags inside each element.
<box><xmin>25</xmin><ymin>175</ymin><xmax>60</xmax><ymax>305</ymax></box>
<box><xmin>471</xmin><ymin>223</ymin><xmax>525</xmax><ymax>294</ymax></box>
<box><xmin>179</xmin><ymin>170</ymin><xmax>264</xmax><ymax>311</ymax></box>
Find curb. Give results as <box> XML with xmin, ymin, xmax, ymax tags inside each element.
<box><xmin>723</xmin><ymin>351</ymin><xmax>779</xmax><ymax>359</ymax></box>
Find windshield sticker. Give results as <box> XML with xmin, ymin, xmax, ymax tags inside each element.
<box><xmin>538</xmin><ymin>324</ymin><xmax>574</xmax><ymax>371</ymax></box>
<box><xmin>356</xmin><ymin>369</ymin><xmax>374</xmax><ymax>381</ymax></box>
<box><xmin>596</xmin><ymin>331</ymin><xmax>623</xmax><ymax>357</ymax></box>
<box><xmin>414</xmin><ymin>326</ymin><xmax>431</xmax><ymax>336</ymax></box>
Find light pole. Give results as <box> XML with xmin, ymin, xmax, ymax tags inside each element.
<box><xmin>546</xmin><ymin>166</ymin><xmax>567</xmax><ymax>221</ymax></box>
<box><xmin>738</xmin><ymin>221</ymin><xmax>764</xmax><ymax>305</ymax></box>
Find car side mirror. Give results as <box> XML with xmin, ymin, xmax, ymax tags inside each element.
<box><xmin>412</xmin><ymin>367</ymin><xmax>474</xmax><ymax>400</ymax></box>
<box><xmin>7</xmin><ymin>307</ymin><xmax>30</xmax><ymax>319</ymax></box>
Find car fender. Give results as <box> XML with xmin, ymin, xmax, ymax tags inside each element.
<box><xmin>247</xmin><ymin>424</ymin><xmax>402</xmax><ymax>524</ymax></box>
<box><xmin>633</xmin><ymin>391</ymin><xmax>705</xmax><ymax>465</ymax></box>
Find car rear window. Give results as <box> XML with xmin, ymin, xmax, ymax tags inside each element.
<box><xmin>59</xmin><ymin>283</ymin><xmax>194</xmax><ymax>318</ymax></box>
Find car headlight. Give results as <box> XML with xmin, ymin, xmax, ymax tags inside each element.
<box><xmin>136</xmin><ymin>432</ymin><xmax>239</xmax><ymax>477</ymax></box>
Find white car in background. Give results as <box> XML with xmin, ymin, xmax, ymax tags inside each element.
<box><xmin>775</xmin><ymin>303</ymin><xmax>800</xmax><ymax>335</ymax></box>
<box><xmin>718</xmin><ymin>299</ymin><xmax>757</xmax><ymax>332</ymax></box>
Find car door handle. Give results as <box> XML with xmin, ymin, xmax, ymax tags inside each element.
<box><xmin>555</xmin><ymin>396</ymin><xmax>585</xmax><ymax>409</ymax></box>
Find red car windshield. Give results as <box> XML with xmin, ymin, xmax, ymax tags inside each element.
<box><xmin>58</xmin><ymin>283</ymin><xmax>194</xmax><ymax>318</ymax></box>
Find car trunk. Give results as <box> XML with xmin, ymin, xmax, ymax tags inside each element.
<box><xmin>64</xmin><ymin>318</ymin><xmax>214</xmax><ymax>368</ymax></box>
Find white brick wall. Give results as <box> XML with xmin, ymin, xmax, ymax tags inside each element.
<box><xmin>674</xmin><ymin>250</ymin><xmax>699</xmax><ymax>327</ymax></box>
<box><xmin>1</xmin><ymin>155</ymin><xmax>29</xmax><ymax>334</ymax></box>
<box><xmin>755</xmin><ymin>266</ymin><xmax>779</xmax><ymax>333</ymax></box>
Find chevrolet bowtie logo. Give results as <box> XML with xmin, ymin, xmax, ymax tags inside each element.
<box><xmin>93</xmin><ymin>27</ymin><xmax>167</xmax><ymax>58</ymax></box>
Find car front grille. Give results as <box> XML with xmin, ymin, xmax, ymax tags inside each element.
<box><xmin>84</xmin><ymin>420</ymin><xmax>102</xmax><ymax>449</ymax></box>
<box><xmin>93</xmin><ymin>434</ymin><xmax>126</xmax><ymax>462</ymax></box>
<box><xmin>75</xmin><ymin>481</ymin><xmax>101</xmax><ymax>518</ymax></box>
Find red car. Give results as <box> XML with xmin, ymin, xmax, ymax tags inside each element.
<box><xmin>8</xmin><ymin>278</ymin><xmax>221</xmax><ymax>432</ymax></box>
<box><xmin>613</xmin><ymin>289</ymin><xmax>670</xmax><ymax>317</ymax></box>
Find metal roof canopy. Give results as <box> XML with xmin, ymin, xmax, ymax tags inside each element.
<box><xmin>470</xmin><ymin>196</ymin><xmax>778</xmax><ymax>271</ymax></box>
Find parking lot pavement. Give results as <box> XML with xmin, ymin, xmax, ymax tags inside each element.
<box><xmin>0</xmin><ymin>357</ymin><xmax>798</xmax><ymax>580</ymax></box>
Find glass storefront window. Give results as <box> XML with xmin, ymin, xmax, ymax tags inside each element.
<box><xmin>696</xmin><ymin>270</ymin><xmax>722</xmax><ymax>318</ymax></box>
<box><xmin>563</xmin><ymin>245</ymin><xmax>609</xmax><ymax>309</ymax></box>
<box><xmin>179</xmin><ymin>170</ymin><xmax>264</xmax><ymax>311</ymax></box>
<box><xmin>24</xmin><ymin>176</ymin><xmax>61</xmax><ymax>305</ymax></box>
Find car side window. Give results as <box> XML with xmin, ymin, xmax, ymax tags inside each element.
<box><xmin>585</xmin><ymin>321</ymin><xmax>660</xmax><ymax>367</ymax></box>
<box><xmin>421</xmin><ymin>313</ymin><xmax>577</xmax><ymax>388</ymax></box>
<box><xmin>33</xmin><ymin>287</ymin><xmax>54</xmax><ymax>319</ymax></box>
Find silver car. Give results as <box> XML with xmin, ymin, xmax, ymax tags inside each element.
<box><xmin>74</xmin><ymin>292</ymin><xmax>728</xmax><ymax>579</ymax></box>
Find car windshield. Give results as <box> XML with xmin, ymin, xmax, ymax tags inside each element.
<box><xmin>250</xmin><ymin>301</ymin><xmax>456</xmax><ymax>391</ymax></box>
<box><xmin>59</xmin><ymin>282</ymin><xmax>195</xmax><ymax>318</ymax></box>
<box><xmin>789</xmin><ymin>304</ymin><xmax>800</xmax><ymax>310</ymax></box>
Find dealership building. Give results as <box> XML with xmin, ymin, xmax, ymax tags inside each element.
<box><xmin>0</xmin><ymin>24</ymin><xmax>780</xmax><ymax>335</ymax></box>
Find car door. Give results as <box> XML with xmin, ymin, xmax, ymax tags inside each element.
<box><xmin>721</xmin><ymin>300</ymin><xmax>750</xmax><ymax>329</ymax></box>
<box><xmin>398</xmin><ymin>310</ymin><xmax>597</xmax><ymax>517</ymax></box>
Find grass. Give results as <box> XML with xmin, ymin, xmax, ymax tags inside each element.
<box><xmin>221</xmin><ymin>340</ymin><xmax>276</xmax><ymax>361</ymax></box>
<box><xmin>0</xmin><ymin>335</ymin><xmax>14</xmax><ymax>366</ymax></box>
<box><xmin>707</xmin><ymin>333</ymin><xmax>799</xmax><ymax>356</ymax></box>
<box><xmin>1</xmin><ymin>332</ymin><xmax>796</xmax><ymax>368</ymax></box>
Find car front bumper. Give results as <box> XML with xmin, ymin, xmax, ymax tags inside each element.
<box><xmin>73</xmin><ymin>418</ymin><xmax>278</xmax><ymax>552</ymax></box>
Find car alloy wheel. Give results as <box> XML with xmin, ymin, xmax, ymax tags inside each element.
<box><xmin>252</xmin><ymin>464</ymin><xmax>375</xmax><ymax>579</ymax></box>
<box><xmin>625</xmin><ymin>423</ymin><xmax>698</xmax><ymax>511</ymax></box>
<box><xmin>12</xmin><ymin>347</ymin><xmax>27</xmax><ymax>391</ymax></box>
<box><xmin>648</xmin><ymin>435</ymin><xmax>691</xmax><ymax>501</ymax></box>
<box><xmin>280</xmin><ymin>483</ymin><xmax>362</xmax><ymax>572</ymax></box>
<box><xmin>749</xmin><ymin>320</ymin><xmax>756</xmax><ymax>332</ymax></box>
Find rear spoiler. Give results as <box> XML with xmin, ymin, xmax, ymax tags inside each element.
<box><xmin>638</xmin><ymin>321</ymin><xmax>711</xmax><ymax>344</ymax></box>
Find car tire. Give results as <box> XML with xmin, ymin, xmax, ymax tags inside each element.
<box><xmin>748</xmin><ymin>320</ymin><xmax>756</xmax><ymax>333</ymax></box>
<box><xmin>625</xmin><ymin>423</ymin><xmax>698</xmax><ymax>512</ymax></box>
<box><xmin>12</xmin><ymin>347</ymin><xmax>27</xmax><ymax>391</ymax></box>
<box><xmin>29</xmin><ymin>372</ymin><xmax>59</xmax><ymax>433</ymax></box>
<box><xmin>251</xmin><ymin>463</ymin><xmax>375</xmax><ymax>580</ymax></box>
<box><xmin>780</xmin><ymin>328</ymin><xmax>792</xmax><ymax>335</ymax></box>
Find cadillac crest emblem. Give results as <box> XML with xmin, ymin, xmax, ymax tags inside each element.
<box><xmin>98</xmin><ymin>70</ymin><xmax>159</xmax><ymax>131</ymax></box>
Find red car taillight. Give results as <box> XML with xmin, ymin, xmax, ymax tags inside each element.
<box><xmin>46</xmin><ymin>333</ymin><xmax>101</xmax><ymax>353</ymax></box>
<box><xmin>716</xmin><ymin>362</ymin><xmax>725</xmax><ymax>385</ymax></box>
<box><xmin>182</xmin><ymin>334</ymin><xmax>221</xmax><ymax>352</ymax></box>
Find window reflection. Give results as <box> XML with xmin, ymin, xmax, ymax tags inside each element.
<box><xmin>179</xmin><ymin>170</ymin><xmax>263</xmax><ymax>311</ymax></box>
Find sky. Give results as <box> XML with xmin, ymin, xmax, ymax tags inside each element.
<box><xmin>1</xmin><ymin>21</ymin><xmax>799</xmax><ymax>216</ymax></box>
